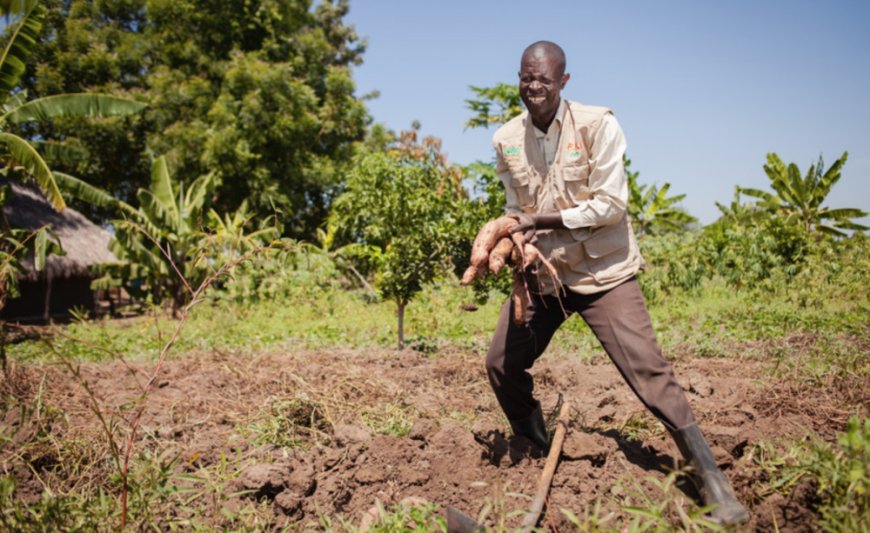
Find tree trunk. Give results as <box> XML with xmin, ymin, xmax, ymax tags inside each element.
<box><xmin>397</xmin><ymin>301</ymin><xmax>405</xmax><ymax>351</ymax></box>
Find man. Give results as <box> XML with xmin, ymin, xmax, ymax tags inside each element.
<box><xmin>485</xmin><ymin>41</ymin><xmax>748</xmax><ymax>525</ymax></box>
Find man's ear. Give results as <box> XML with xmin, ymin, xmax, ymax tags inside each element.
<box><xmin>561</xmin><ymin>72</ymin><xmax>570</xmax><ymax>89</ymax></box>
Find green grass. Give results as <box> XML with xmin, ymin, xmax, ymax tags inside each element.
<box><xmin>7</xmin><ymin>282</ymin><xmax>503</xmax><ymax>363</ymax></box>
<box><xmin>9</xmin><ymin>269</ymin><xmax>868</xmax><ymax>392</ymax></box>
<box><xmin>751</xmin><ymin>418</ymin><xmax>869</xmax><ymax>532</ymax></box>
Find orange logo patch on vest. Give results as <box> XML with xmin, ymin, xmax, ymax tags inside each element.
<box><xmin>565</xmin><ymin>142</ymin><xmax>584</xmax><ymax>160</ymax></box>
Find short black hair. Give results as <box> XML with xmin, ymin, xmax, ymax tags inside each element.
<box><xmin>521</xmin><ymin>41</ymin><xmax>567</xmax><ymax>76</ymax></box>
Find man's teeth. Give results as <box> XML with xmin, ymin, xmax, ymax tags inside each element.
<box><xmin>529</xmin><ymin>97</ymin><xmax>545</xmax><ymax>104</ymax></box>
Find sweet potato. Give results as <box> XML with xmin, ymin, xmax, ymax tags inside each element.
<box><xmin>459</xmin><ymin>265</ymin><xmax>479</xmax><ymax>286</ymax></box>
<box><xmin>470</xmin><ymin>217</ymin><xmax>518</xmax><ymax>268</ymax></box>
<box><xmin>511</xmin><ymin>268</ymin><xmax>534</xmax><ymax>326</ymax></box>
<box><xmin>510</xmin><ymin>231</ymin><xmax>526</xmax><ymax>267</ymax></box>
<box><xmin>510</xmin><ymin>244</ymin><xmax>522</xmax><ymax>266</ymax></box>
<box><xmin>523</xmin><ymin>242</ymin><xmax>561</xmax><ymax>281</ymax></box>
<box><xmin>522</xmin><ymin>242</ymin><xmax>539</xmax><ymax>269</ymax></box>
<box><xmin>512</xmin><ymin>290</ymin><xmax>525</xmax><ymax>326</ymax></box>
<box><xmin>488</xmin><ymin>238</ymin><xmax>514</xmax><ymax>274</ymax></box>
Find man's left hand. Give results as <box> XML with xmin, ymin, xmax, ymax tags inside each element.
<box><xmin>508</xmin><ymin>213</ymin><xmax>537</xmax><ymax>244</ymax></box>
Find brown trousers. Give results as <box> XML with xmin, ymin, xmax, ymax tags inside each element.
<box><xmin>486</xmin><ymin>277</ymin><xmax>694</xmax><ymax>430</ymax></box>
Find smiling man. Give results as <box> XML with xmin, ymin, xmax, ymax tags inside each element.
<box><xmin>485</xmin><ymin>41</ymin><xmax>749</xmax><ymax>525</ymax></box>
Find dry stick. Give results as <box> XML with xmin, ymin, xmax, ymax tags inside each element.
<box><xmin>519</xmin><ymin>400</ymin><xmax>571</xmax><ymax>533</ymax></box>
<box><xmin>117</xmin><ymin>243</ymin><xmax>271</xmax><ymax>530</ymax></box>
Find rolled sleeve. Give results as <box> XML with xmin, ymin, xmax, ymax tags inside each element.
<box><xmin>560</xmin><ymin>114</ymin><xmax>628</xmax><ymax>228</ymax></box>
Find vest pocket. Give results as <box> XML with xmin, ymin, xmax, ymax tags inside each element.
<box><xmin>575</xmin><ymin>222</ymin><xmax>631</xmax><ymax>284</ymax></box>
<box><xmin>509</xmin><ymin>170</ymin><xmax>537</xmax><ymax>208</ymax></box>
<box><xmin>562</xmin><ymin>163</ymin><xmax>591</xmax><ymax>204</ymax></box>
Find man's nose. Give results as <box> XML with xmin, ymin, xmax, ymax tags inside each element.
<box><xmin>529</xmin><ymin>80</ymin><xmax>543</xmax><ymax>90</ymax></box>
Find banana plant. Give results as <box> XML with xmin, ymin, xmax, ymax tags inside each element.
<box><xmin>205</xmin><ymin>200</ymin><xmax>281</xmax><ymax>257</ymax></box>
<box><xmin>63</xmin><ymin>155</ymin><xmax>279</xmax><ymax>315</ymax></box>
<box><xmin>740</xmin><ymin>152</ymin><xmax>868</xmax><ymax>237</ymax></box>
<box><xmin>0</xmin><ymin>2</ymin><xmax>147</xmax><ymax>210</ymax></box>
<box><xmin>625</xmin><ymin>156</ymin><xmax>697</xmax><ymax>237</ymax></box>
<box><xmin>0</xmin><ymin>1</ymin><xmax>38</xmax><ymax>16</ymax></box>
<box><xmin>98</xmin><ymin>157</ymin><xmax>217</xmax><ymax>315</ymax></box>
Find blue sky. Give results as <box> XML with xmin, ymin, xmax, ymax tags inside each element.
<box><xmin>345</xmin><ymin>0</ymin><xmax>869</xmax><ymax>224</ymax></box>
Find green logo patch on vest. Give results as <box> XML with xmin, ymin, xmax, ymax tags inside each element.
<box><xmin>503</xmin><ymin>146</ymin><xmax>521</xmax><ymax>156</ymax></box>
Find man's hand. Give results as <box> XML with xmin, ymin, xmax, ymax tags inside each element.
<box><xmin>508</xmin><ymin>212</ymin><xmax>567</xmax><ymax>242</ymax></box>
<box><xmin>508</xmin><ymin>213</ymin><xmax>536</xmax><ymax>244</ymax></box>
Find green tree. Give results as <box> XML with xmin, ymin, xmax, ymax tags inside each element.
<box><xmin>328</xmin><ymin>133</ymin><xmax>465</xmax><ymax>349</ymax></box>
<box><xmin>464</xmin><ymin>83</ymin><xmax>522</xmax><ymax>130</ymax></box>
<box><xmin>19</xmin><ymin>0</ymin><xmax>370</xmax><ymax>237</ymax></box>
<box><xmin>740</xmin><ymin>152</ymin><xmax>867</xmax><ymax>237</ymax></box>
<box><xmin>0</xmin><ymin>2</ymin><xmax>144</xmax><ymax>209</ymax></box>
<box><xmin>625</xmin><ymin>156</ymin><xmax>697</xmax><ymax>237</ymax></box>
<box><xmin>0</xmin><ymin>1</ymin><xmax>143</xmax><ymax>321</ymax></box>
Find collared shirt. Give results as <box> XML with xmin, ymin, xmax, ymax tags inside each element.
<box><xmin>498</xmin><ymin>99</ymin><xmax>628</xmax><ymax>229</ymax></box>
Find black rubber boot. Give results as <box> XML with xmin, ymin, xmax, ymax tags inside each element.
<box><xmin>509</xmin><ymin>401</ymin><xmax>549</xmax><ymax>453</ymax></box>
<box><xmin>672</xmin><ymin>423</ymin><xmax>749</xmax><ymax>525</ymax></box>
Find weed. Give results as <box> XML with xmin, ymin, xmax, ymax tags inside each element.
<box><xmin>466</xmin><ymin>479</ymin><xmax>529</xmax><ymax>532</ymax></box>
<box><xmin>244</xmin><ymin>395</ymin><xmax>332</xmax><ymax>449</ymax></box>
<box><xmin>754</xmin><ymin>418</ymin><xmax>869</xmax><ymax>532</ymax></box>
<box><xmin>360</xmin><ymin>402</ymin><xmax>415</xmax><ymax>437</ymax></box>
<box><xmin>616</xmin><ymin>412</ymin><xmax>662</xmax><ymax>443</ymax></box>
<box><xmin>361</xmin><ymin>499</ymin><xmax>447</xmax><ymax>532</ymax></box>
<box><xmin>560</xmin><ymin>499</ymin><xmax>616</xmax><ymax>532</ymax></box>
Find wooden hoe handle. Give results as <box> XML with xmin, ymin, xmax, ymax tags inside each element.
<box><xmin>519</xmin><ymin>401</ymin><xmax>572</xmax><ymax>533</ymax></box>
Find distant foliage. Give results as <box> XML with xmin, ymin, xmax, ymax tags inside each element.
<box><xmin>88</xmin><ymin>157</ymin><xmax>278</xmax><ymax>314</ymax></box>
<box><xmin>695</xmin><ymin>151</ymin><xmax>867</xmax><ymax>291</ymax></box>
<box><xmin>0</xmin><ymin>2</ymin><xmax>145</xmax><ymax>210</ymax></box>
<box><xmin>96</xmin><ymin>157</ymin><xmax>217</xmax><ymax>314</ymax></box>
<box><xmin>0</xmin><ymin>0</ymin><xmax>143</xmax><ymax>322</ymax></box>
<box><xmin>214</xmin><ymin>245</ymin><xmax>342</xmax><ymax>305</ymax></box>
<box><xmin>625</xmin><ymin>156</ymin><xmax>697</xmax><ymax>237</ymax></box>
<box><xmin>638</xmin><ymin>151</ymin><xmax>868</xmax><ymax>300</ymax></box>
<box><xmin>636</xmin><ymin>231</ymin><xmax>711</xmax><ymax>303</ymax></box>
<box><xmin>740</xmin><ymin>152</ymin><xmax>867</xmax><ymax>237</ymax></box>
<box><xmin>464</xmin><ymin>83</ymin><xmax>523</xmax><ymax>129</ymax></box>
<box><xmin>18</xmin><ymin>0</ymin><xmax>369</xmax><ymax>238</ymax></box>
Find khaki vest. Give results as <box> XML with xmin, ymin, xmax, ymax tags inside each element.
<box><xmin>493</xmin><ymin>101</ymin><xmax>644</xmax><ymax>295</ymax></box>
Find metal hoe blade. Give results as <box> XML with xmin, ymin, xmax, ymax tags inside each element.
<box><xmin>446</xmin><ymin>506</ymin><xmax>485</xmax><ymax>533</ymax></box>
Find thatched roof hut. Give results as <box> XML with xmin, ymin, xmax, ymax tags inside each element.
<box><xmin>2</xmin><ymin>180</ymin><xmax>117</xmax><ymax>281</ymax></box>
<box><xmin>2</xmin><ymin>180</ymin><xmax>118</xmax><ymax>322</ymax></box>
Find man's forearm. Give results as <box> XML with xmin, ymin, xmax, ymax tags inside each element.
<box><xmin>533</xmin><ymin>212</ymin><xmax>566</xmax><ymax>230</ymax></box>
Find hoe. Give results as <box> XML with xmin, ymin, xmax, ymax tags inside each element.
<box><xmin>447</xmin><ymin>401</ymin><xmax>572</xmax><ymax>533</ymax></box>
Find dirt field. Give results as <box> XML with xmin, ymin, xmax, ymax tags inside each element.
<box><xmin>2</xmin><ymin>341</ymin><xmax>866</xmax><ymax>531</ymax></box>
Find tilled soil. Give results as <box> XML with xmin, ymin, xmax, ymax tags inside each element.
<box><xmin>1</xmin><ymin>345</ymin><xmax>865</xmax><ymax>531</ymax></box>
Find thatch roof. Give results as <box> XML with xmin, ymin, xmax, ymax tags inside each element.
<box><xmin>2</xmin><ymin>180</ymin><xmax>117</xmax><ymax>281</ymax></box>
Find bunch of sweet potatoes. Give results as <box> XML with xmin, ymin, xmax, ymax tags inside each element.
<box><xmin>460</xmin><ymin>216</ymin><xmax>560</xmax><ymax>325</ymax></box>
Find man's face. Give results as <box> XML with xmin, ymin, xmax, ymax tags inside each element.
<box><xmin>518</xmin><ymin>53</ymin><xmax>568</xmax><ymax>128</ymax></box>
